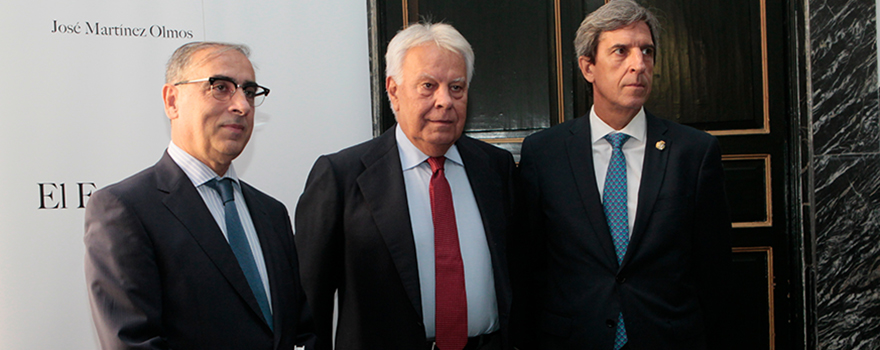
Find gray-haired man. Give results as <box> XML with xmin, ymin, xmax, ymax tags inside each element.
<box><xmin>85</xmin><ymin>41</ymin><xmax>316</xmax><ymax>350</ymax></box>
<box><xmin>295</xmin><ymin>22</ymin><xmax>515</xmax><ymax>350</ymax></box>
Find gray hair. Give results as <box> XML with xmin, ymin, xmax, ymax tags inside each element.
<box><xmin>385</xmin><ymin>22</ymin><xmax>475</xmax><ymax>86</ymax></box>
<box><xmin>574</xmin><ymin>0</ymin><xmax>660</xmax><ymax>60</ymax></box>
<box><xmin>165</xmin><ymin>41</ymin><xmax>251</xmax><ymax>83</ymax></box>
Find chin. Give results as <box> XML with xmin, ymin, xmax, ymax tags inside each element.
<box><xmin>429</xmin><ymin>132</ymin><xmax>461</xmax><ymax>144</ymax></box>
<box><xmin>621</xmin><ymin>99</ymin><xmax>647</xmax><ymax>110</ymax></box>
<box><xmin>219</xmin><ymin>143</ymin><xmax>247</xmax><ymax>157</ymax></box>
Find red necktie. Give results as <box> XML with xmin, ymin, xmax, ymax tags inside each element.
<box><xmin>428</xmin><ymin>156</ymin><xmax>468</xmax><ymax>350</ymax></box>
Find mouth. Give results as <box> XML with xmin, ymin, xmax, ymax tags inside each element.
<box><xmin>221</xmin><ymin>123</ymin><xmax>246</xmax><ymax>132</ymax></box>
<box><xmin>426</xmin><ymin>118</ymin><xmax>456</xmax><ymax>126</ymax></box>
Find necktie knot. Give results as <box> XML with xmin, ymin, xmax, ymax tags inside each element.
<box><xmin>206</xmin><ymin>178</ymin><xmax>235</xmax><ymax>204</ymax></box>
<box><xmin>604</xmin><ymin>133</ymin><xmax>631</xmax><ymax>150</ymax></box>
<box><xmin>427</xmin><ymin>156</ymin><xmax>446</xmax><ymax>173</ymax></box>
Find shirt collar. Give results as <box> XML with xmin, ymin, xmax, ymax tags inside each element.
<box><xmin>395</xmin><ymin>124</ymin><xmax>463</xmax><ymax>170</ymax></box>
<box><xmin>589</xmin><ymin>106</ymin><xmax>647</xmax><ymax>145</ymax></box>
<box><xmin>167</xmin><ymin>141</ymin><xmax>240</xmax><ymax>187</ymax></box>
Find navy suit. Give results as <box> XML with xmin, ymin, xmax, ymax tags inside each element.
<box><xmin>85</xmin><ymin>152</ymin><xmax>317</xmax><ymax>350</ymax></box>
<box><xmin>294</xmin><ymin>128</ymin><xmax>514</xmax><ymax>349</ymax></box>
<box><xmin>513</xmin><ymin>112</ymin><xmax>733</xmax><ymax>349</ymax></box>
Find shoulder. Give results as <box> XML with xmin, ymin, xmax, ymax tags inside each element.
<box><xmin>649</xmin><ymin>112</ymin><xmax>718</xmax><ymax>147</ymax></box>
<box><xmin>522</xmin><ymin>117</ymin><xmax>583</xmax><ymax>149</ymax></box>
<box><xmin>239</xmin><ymin>181</ymin><xmax>293</xmax><ymax>239</ymax></box>
<box><xmin>526</xmin><ymin>118</ymin><xmax>579</xmax><ymax>141</ymax></box>
<box><xmin>89</xmin><ymin>164</ymin><xmax>160</xmax><ymax>208</ymax></box>
<box><xmin>240</xmin><ymin>181</ymin><xmax>286</xmax><ymax>211</ymax></box>
<box><xmin>520</xmin><ymin>117</ymin><xmax>585</xmax><ymax>163</ymax></box>
<box><xmin>646</xmin><ymin>113</ymin><xmax>722</xmax><ymax>169</ymax></box>
<box><xmin>319</xmin><ymin>130</ymin><xmax>395</xmax><ymax>168</ymax></box>
<box><xmin>84</xmin><ymin>164</ymin><xmax>165</xmax><ymax>246</ymax></box>
<box><xmin>300</xmin><ymin>132</ymin><xmax>397</xmax><ymax>193</ymax></box>
<box><xmin>457</xmin><ymin>135</ymin><xmax>514</xmax><ymax>162</ymax></box>
<box><xmin>456</xmin><ymin>136</ymin><xmax>516</xmax><ymax>180</ymax></box>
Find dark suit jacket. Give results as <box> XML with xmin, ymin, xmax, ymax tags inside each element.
<box><xmin>513</xmin><ymin>112</ymin><xmax>733</xmax><ymax>350</ymax></box>
<box><xmin>84</xmin><ymin>152</ymin><xmax>317</xmax><ymax>350</ymax></box>
<box><xmin>294</xmin><ymin>127</ymin><xmax>515</xmax><ymax>350</ymax></box>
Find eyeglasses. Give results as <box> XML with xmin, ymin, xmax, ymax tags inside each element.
<box><xmin>174</xmin><ymin>76</ymin><xmax>270</xmax><ymax>107</ymax></box>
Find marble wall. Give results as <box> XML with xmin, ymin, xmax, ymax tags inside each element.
<box><xmin>810</xmin><ymin>0</ymin><xmax>880</xmax><ymax>348</ymax></box>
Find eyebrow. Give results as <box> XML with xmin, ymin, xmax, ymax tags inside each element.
<box><xmin>416</xmin><ymin>73</ymin><xmax>466</xmax><ymax>84</ymax></box>
<box><xmin>417</xmin><ymin>73</ymin><xmax>438</xmax><ymax>81</ymax></box>
<box><xmin>609</xmin><ymin>43</ymin><xmax>655</xmax><ymax>50</ymax></box>
<box><xmin>211</xmin><ymin>74</ymin><xmax>257</xmax><ymax>86</ymax></box>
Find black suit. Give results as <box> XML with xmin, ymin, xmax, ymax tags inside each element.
<box><xmin>513</xmin><ymin>113</ymin><xmax>732</xmax><ymax>350</ymax></box>
<box><xmin>295</xmin><ymin>128</ymin><xmax>514</xmax><ymax>349</ymax></box>
<box><xmin>84</xmin><ymin>152</ymin><xmax>316</xmax><ymax>350</ymax></box>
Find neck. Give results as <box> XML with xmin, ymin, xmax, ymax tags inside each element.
<box><xmin>170</xmin><ymin>139</ymin><xmax>233</xmax><ymax>177</ymax></box>
<box><xmin>594</xmin><ymin>104</ymin><xmax>640</xmax><ymax>131</ymax></box>
<box><xmin>207</xmin><ymin>162</ymin><xmax>231</xmax><ymax>177</ymax></box>
<box><xmin>406</xmin><ymin>134</ymin><xmax>455</xmax><ymax>158</ymax></box>
<box><xmin>417</xmin><ymin>144</ymin><xmax>452</xmax><ymax>158</ymax></box>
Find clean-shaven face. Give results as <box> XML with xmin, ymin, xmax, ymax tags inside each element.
<box><xmin>387</xmin><ymin>43</ymin><xmax>468</xmax><ymax>157</ymax></box>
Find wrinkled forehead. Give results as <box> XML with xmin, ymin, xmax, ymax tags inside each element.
<box><xmin>402</xmin><ymin>44</ymin><xmax>466</xmax><ymax>76</ymax></box>
<box><xmin>598</xmin><ymin>21</ymin><xmax>654</xmax><ymax>46</ymax></box>
<box><xmin>187</xmin><ymin>47</ymin><xmax>256</xmax><ymax>82</ymax></box>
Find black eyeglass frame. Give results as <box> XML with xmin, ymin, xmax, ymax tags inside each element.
<box><xmin>174</xmin><ymin>76</ymin><xmax>270</xmax><ymax>106</ymax></box>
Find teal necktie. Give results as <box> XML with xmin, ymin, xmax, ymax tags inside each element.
<box><xmin>603</xmin><ymin>133</ymin><xmax>630</xmax><ymax>350</ymax></box>
<box><xmin>206</xmin><ymin>178</ymin><xmax>273</xmax><ymax>331</ymax></box>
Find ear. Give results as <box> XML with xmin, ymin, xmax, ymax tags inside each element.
<box><xmin>162</xmin><ymin>84</ymin><xmax>179</xmax><ymax>121</ymax></box>
<box><xmin>386</xmin><ymin>76</ymin><xmax>401</xmax><ymax>113</ymax></box>
<box><xmin>578</xmin><ymin>56</ymin><xmax>595</xmax><ymax>83</ymax></box>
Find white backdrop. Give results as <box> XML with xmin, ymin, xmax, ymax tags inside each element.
<box><xmin>0</xmin><ymin>1</ymin><xmax>372</xmax><ymax>348</ymax></box>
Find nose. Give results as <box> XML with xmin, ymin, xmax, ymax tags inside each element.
<box><xmin>435</xmin><ymin>86</ymin><xmax>455</xmax><ymax>110</ymax></box>
<box><xmin>629</xmin><ymin>51</ymin><xmax>648</xmax><ymax>74</ymax></box>
<box><xmin>229</xmin><ymin>87</ymin><xmax>253</xmax><ymax>116</ymax></box>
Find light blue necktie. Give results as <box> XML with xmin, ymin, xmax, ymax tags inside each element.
<box><xmin>206</xmin><ymin>178</ymin><xmax>273</xmax><ymax>331</ymax></box>
<box><xmin>603</xmin><ymin>133</ymin><xmax>630</xmax><ymax>350</ymax></box>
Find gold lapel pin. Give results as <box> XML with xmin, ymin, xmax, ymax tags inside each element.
<box><xmin>655</xmin><ymin>140</ymin><xmax>666</xmax><ymax>151</ymax></box>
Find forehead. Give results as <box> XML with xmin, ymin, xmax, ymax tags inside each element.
<box><xmin>401</xmin><ymin>44</ymin><xmax>466</xmax><ymax>76</ymax></box>
<box><xmin>187</xmin><ymin>48</ymin><xmax>255</xmax><ymax>81</ymax></box>
<box><xmin>597</xmin><ymin>21</ymin><xmax>653</xmax><ymax>47</ymax></box>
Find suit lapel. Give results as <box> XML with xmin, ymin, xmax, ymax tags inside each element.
<box><xmin>565</xmin><ymin>118</ymin><xmax>619</xmax><ymax>268</ymax></box>
<box><xmin>356</xmin><ymin>130</ymin><xmax>423</xmax><ymax>318</ymax></box>
<box><xmin>242</xmin><ymin>183</ymin><xmax>286</xmax><ymax>346</ymax></box>
<box><xmin>155</xmin><ymin>153</ymin><xmax>268</xmax><ymax>330</ymax></box>
<box><xmin>625</xmin><ymin>113</ymin><xmax>670</xmax><ymax>267</ymax></box>
<box><xmin>457</xmin><ymin>137</ymin><xmax>512</xmax><ymax>316</ymax></box>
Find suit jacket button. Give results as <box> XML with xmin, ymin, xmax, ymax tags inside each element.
<box><xmin>606</xmin><ymin>319</ymin><xmax>615</xmax><ymax>328</ymax></box>
<box><xmin>616</xmin><ymin>276</ymin><xmax>626</xmax><ymax>284</ymax></box>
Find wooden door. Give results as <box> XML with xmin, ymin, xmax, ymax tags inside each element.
<box><xmin>368</xmin><ymin>1</ymin><xmax>801</xmax><ymax>348</ymax></box>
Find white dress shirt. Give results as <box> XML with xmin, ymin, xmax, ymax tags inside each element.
<box><xmin>590</xmin><ymin>106</ymin><xmax>647</xmax><ymax>237</ymax></box>
<box><xmin>396</xmin><ymin>125</ymin><xmax>499</xmax><ymax>338</ymax></box>
<box><xmin>167</xmin><ymin>141</ymin><xmax>272</xmax><ymax>310</ymax></box>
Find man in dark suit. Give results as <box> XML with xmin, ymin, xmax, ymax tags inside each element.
<box><xmin>513</xmin><ymin>1</ymin><xmax>733</xmax><ymax>349</ymax></box>
<box><xmin>295</xmin><ymin>22</ymin><xmax>514</xmax><ymax>350</ymax></box>
<box><xmin>84</xmin><ymin>42</ymin><xmax>316</xmax><ymax>350</ymax></box>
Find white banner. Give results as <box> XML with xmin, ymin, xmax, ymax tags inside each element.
<box><xmin>0</xmin><ymin>1</ymin><xmax>372</xmax><ymax>348</ymax></box>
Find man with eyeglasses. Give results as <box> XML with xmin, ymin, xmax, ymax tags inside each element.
<box><xmin>84</xmin><ymin>42</ymin><xmax>317</xmax><ymax>350</ymax></box>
